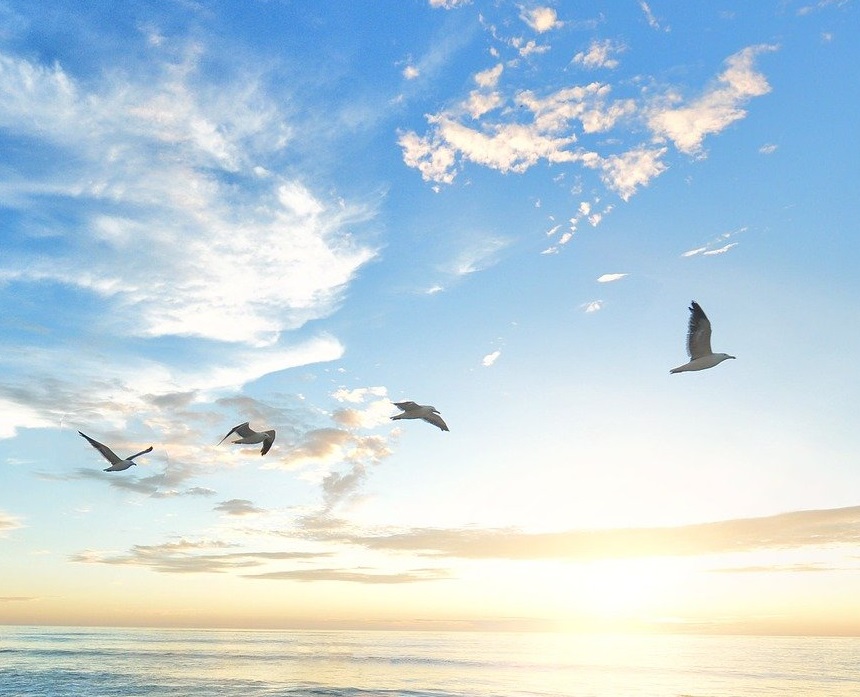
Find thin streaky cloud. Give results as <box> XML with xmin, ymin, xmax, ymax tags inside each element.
<box><xmin>244</xmin><ymin>567</ymin><xmax>451</xmax><ymax>584</ymax></box>
<box><xmin>0</xmin><ymin>511</ymin><xmax>24</xmax><ymax>534</ymax></box>
<box><xmin>596</xmin><ymin>273</ymin><xmax>627</xmax><ymax>283</ymax></box>
<box><xmin>214</xmin><ymin>499</ymin><xmax>266</xmax><ymax>516</ymax></box>
<box><xmin>709</xmin><ymin>563</ymin><xmax>859</xmax><ymax>574</ymax></box>
<box><xmin>336</xmin><ymin>505</ymin><xmax>860</xmax><ymax>561</ymax></box>
<box><xmin>703</xmin><ymin>242</ymin><xmax>738</xmax><ymax>256</ymax></box>
<box><xmin>71</xmin><ymin>541</ymin><xmax>330</xmax><ymax>574</ymax></box>
<box><xmin>639</xmin><ymin>1</ymin><xmax>666</xmax><ymax>31</ymax></box>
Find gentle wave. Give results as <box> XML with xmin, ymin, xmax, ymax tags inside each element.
<box><xmin>2</xmin><ymin>627</ymin><xmax>860</xmax><ymax>697</ymax></box>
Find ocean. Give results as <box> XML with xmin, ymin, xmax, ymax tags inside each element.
<box><xmin>1</xmin><ymin>627</ymin><xmax>858</xmax><ymax>696</ymax></box>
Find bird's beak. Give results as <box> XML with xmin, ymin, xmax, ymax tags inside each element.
<box><xmin>729</xmin><ymin>355</ymin><xmax>736</xmax><ymax>359</ymax></box>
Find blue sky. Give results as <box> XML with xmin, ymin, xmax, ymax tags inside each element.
<box><xmin>2</xmin><ymin>0</ymin><xmax>859</xmax><ymax>633</ymax></box>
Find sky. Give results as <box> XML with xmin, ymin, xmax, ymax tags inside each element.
<box><xmin>1</xmin><ymin>0</ymin><xmax>859</xmax><ymax>635</ymax></box>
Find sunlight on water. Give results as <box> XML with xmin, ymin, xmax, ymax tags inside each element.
<box><xmin>1</xmin><ymin>627</ymin><xmax>859</xmax><ymax>697</ymax></box>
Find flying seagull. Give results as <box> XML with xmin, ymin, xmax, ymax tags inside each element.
<box><xmin>670</xmin><ymin>301</ymin><xmax>736</xmax><ymax>374</ymax></box>
<box><xmin>391</xmin><ymin>401</ymin><xmax>449</xmax><ymax>432</ymax></box>
<box><xmin>218</xmin><ymin>422</ymin><xmax>276</xmax><ymax>456</ymax></box>
<box><xmin>78</xmin><ymin>431</ymin><xmax>153</xmax><ymax>472</ymax></box>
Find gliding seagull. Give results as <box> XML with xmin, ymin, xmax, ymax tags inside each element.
<box><xmin>391</xmin><ymin>401</ymin><xmax>449</xmax><ymax>432</ymax></box>
<box><xmin>218</xmin><ymin>422</ymin><xmax>276</xmax><ymax>456</ymax></box>
<box><xmin>670</xmin><ymin>301</ymin><xmax>736</xmax><ymax>374</ymax></box>
<box><xmin>78</xmin><ymin>431</ymin><xmax>153</xmax><ymax>472</ymax></box>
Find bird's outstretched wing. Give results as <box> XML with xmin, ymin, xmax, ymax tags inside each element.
<box><xmin>393</xmin><ymin>401</ymin><xmax>420</xmax><ymax>412</ymax></box>
<box><xmin>218</xmin><ymin>422</ymin><xmax>252</xmax><ymax>444</ymax></box>
<box><xmin>78</xmin><ymin>431</ymin><xmax>121</xmax><ymax>465</ymax></box>
<box><xmin>260</xmin><ymin>431</ymin><xmax>276</xmax><ymax>456</ymax></box>
<box><xmin>422</xmin><ymin>412</ymin><xmax>449</xmax><ymax>432</ymax></box>
<box><xmin>686</xmin><ymin>301</ymin><xmax>713</xmax><ymax>359</ymax></box>
<box><xmin>127</xmin><ymin>446</ymin><xmax>154</xmax><ymax>461</ymax></box>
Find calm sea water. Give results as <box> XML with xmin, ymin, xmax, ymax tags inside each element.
<box><xmin>1</xmin><ymin>627</ymin><xmax>858</xmax><ymax>696</ymax></box>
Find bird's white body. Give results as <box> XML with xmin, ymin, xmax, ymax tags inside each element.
<box><xmin>670</xmin><ymin>301</ymin><xmax>735</xmax><ymax>374</ymax></box>
<box><xmin>670</xmin><ymin>353</ymin><xmax>735</xmax><ymax>373</ymax></box>
<box><xmin>391</xmin><ymin>401</ymin><xmax>449</xmax><ymax>431</ymax></box>
<box><xmin>219</xmin><ymin>422</ymin><xmax>276</xmax><ymax>455</ymax></box>
<box><xmin>78</xmin><ymin>431</ymin><xmax>153</xmax><ymax>472</ymax></box>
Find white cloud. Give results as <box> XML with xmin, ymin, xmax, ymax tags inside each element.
<box><xmin>474</xmin><ymin>63</ymin><xmax>504</xmax><ymax>88</ymax></box>
<box><xmin>0</xmin><ymin>48</ymin><xmax>379</xmax><ymax>347</ymax></box>
<box><xmin>332</xmin><ymin>387</ymin><xmax>388</xmax><ymax>404</ymax></box>
<box><xmin>573</xmin><ymin>39</ymin><xmax>624</xmax><ymax>70</ymax></box>
<box><xmin>521</xmin><ymin>7</ymin><xmax>563</xmax><ymax>33</ymax></box>
<box><xmin>704</xmin><ymin>242</ymin><xmax>738</xmax><ymax>255</ymax></box>
<box><xmin>429</xmin><ymin>0</ymin><xmax>471</xmax><ymax>7</ymax></box>
<box><xmin>0</xmin><ymin>511</ymin><xmax>24</xmax><ymax>535</ymax></box>
<box><xmin>759</xmin><ymin>143</ymin><xmax>778</xmax><ymax>154</ymax></box>
<box><xmin>399</xmin><ymin>82</ymin><xmax>635</xmax><ymax>184</ymax></box>
<box><xmin>0</xmin><ymin>399</ymin><xmax>51</xmax><ymax>439</ymax></box>
<box><xmin>682</xmin><ymin>246</ymin><xmax>707</xmax><ymax>258</ymax></box>
<box><xmin>448</xmin><ymin>236</ymin><xmax>510</xmax><ymax>276</ymax></box>
<box><xmin>403</xmin><ymin>65</ymin><xmax>420</xmax><ymax>80</ymax></box>
<box><xmin>596</xmin><ymin>146</ymin><xmax>668</xmax><ymax>201</ymax></box>
<box><xmin>682</xmin><ymin>226</ymin><xmax>746</xmax><ymax>257</ymax></box>
<box><xmin>482</xmin><ymin>350</ymin><xmax>501</xmax><ymax>367</ymax></box>
<box><xmin>648</xmin><ymin>44</ymin><xmax>778</xmax><ymax>156</ymax></box>
<box><xmin>597</xmin><ymin>273</ymin><xmax>627</xmax><ymax>283</ymax></box>
<box><xmin>466</xmin><ymin>90</ymin><xmax>503</xmax><ymax>119</ymax></box>
<box><xmin>639</xmin><ymin>1</ymin><xmax>666</xmax><ymax>31</ymax></box>
<box><xmin>517</xmin><ymin>40</ymin><xmax>550</xmax><ymax>57</ymax></box>
<box><xmin>582</xmin><ymin>300</ymin><xmax>604</xmax><ymax>313</ymax></box>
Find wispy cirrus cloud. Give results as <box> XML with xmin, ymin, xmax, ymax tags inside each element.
<box><xmin>596</xmin><ymin>273</ymin><xmax>627</xmax><ymax>283</ymax></box>
<box><xmin>682</xmin><ymin>226</ymin><xmax>747</xmax><ymax>258</ymax></box>
<box><xmin>0</xmin><ymin>46</ymin><xmax>378</xmax><ymax>348</ymax></box>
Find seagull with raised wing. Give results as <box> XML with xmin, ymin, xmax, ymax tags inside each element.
<box><xmin>78</xmin><ymin>431</ymin><xmax>153</xmax><ymax>472</ymax></box>
<box><xmin>391</xmin><ymin>401</ymin><xmax>449</xmax><ymax>432</ymax></box>
<box><xmin>670</xmin><ymin>301</ymin><xmax>736</xmax><ymax>374</ymax></box>
<box><xmin>218</xmin><ymin>422</ymin><xmax>276</xmax><ymax>456</ymax></box>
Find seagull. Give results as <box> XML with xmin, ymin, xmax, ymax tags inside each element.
<box><xmin>218</xmin><ymin>422</ymin><xmax>276</xmax><ymax>456</ymax></box>
<box><xmin>78</xmin><ymin>431</ymin><xmax>153</xmax><ymax>472</ymax></box>
<box><xmin>391</xmin><ymin>401</ymin><xmax>449</xmax><ymax>432</ymax></box>
<box><xmin>670</xmin><ymin>301</ymin><xmax>736</xmax><ymax>374</ymax></box>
